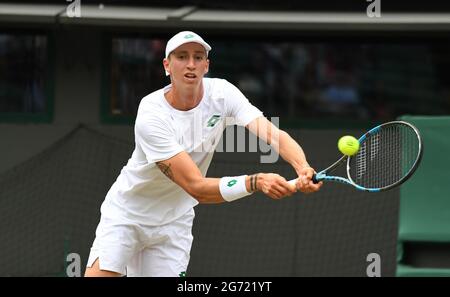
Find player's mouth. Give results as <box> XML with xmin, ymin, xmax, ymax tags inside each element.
<box><xmin>184</xmin><ymin>73</ymin><xmax>197</xmax><ymax>81</ymax></box>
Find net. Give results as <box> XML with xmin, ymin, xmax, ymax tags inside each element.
<box><xmin>0</xmin><ymin>125</ymin><xmax>132</xmax><ymax>276</ymax></box>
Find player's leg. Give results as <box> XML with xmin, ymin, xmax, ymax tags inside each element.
<box><xmin>127</xmin><ymin>209</ymin><xmax>195</xmax><ymax>277</ymax></box>
<box><xmin>84</xmin><ymin>216</ymin><xmax>141</xmax><ymax>277</ymax></box>
<box><xmin>84</xmin><ymin>258</ymin><xmax>122</xmax><ymax>277</ymax></box>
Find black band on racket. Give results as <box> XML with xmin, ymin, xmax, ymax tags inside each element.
<box><xmin>312</xmin><ymin>174</ymin><xmax>319</xmax><ymax>184</ymax></box>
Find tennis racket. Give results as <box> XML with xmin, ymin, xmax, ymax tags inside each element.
<box><xmin>288</xmin><ymin>121</ymin><xmax>423</xmax><ymax>192</ymax></box>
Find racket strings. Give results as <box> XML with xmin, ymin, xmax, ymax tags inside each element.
<box><xmin>349</xmin><ymin>123</ymin><xmax>420</xmax><ymax>189</ymax></box>
<box><xmin>356</xmin><ymin>142</ymin><xmax>367</xmax><ymax>179</ymax></box>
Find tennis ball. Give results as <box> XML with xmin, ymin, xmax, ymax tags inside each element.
<box><xmin>338</xmin><ymin>135</ymin><xmax>360</xmax><ymax>156</ymax></box>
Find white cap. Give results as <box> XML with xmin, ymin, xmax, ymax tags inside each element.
<box><xmin>164</xmin><ymin>31</ymin><xmax>212</xmax><ymax>76</ymax></box>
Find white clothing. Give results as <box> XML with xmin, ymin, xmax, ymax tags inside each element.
<box><xmin>86</xmin><ymin>208</ymin><xmax>195</xmax><ymax>277</ymax></box>
<box><xmin>100</xmin><ymin>77</ymin><xmax>263</xmax><ymax>226</ymax></box>
<box><xmin>86</xmin><ymin>78</ymin><xmax>263</xmax><ymax>276</ymax></box>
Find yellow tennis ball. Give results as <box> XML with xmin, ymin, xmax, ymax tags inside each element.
<box><xmin>338</xmin><ymin>135</ymin><xmax>360</xmax><ymax>156</ymax></box>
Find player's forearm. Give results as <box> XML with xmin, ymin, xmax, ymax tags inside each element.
<box><xmin>247</xmin><ymin>117</ymin><xmax>310</xmax><ymax>172</ymax></box>
<box><xmin>277</xmin><ymin>130</ymin><xmax>311</xmax><ymax>173</ymax></box>
<box><xmin>187</xmin><ymin>177</ymin><xmax>224</xmax><ymax>204</ymax></box>
<box><xmin>155</xmin><ymin>154</ymin><xmax>259</xmax><ymax>204</ymax></box>
<box><xmin>188</xmin><ymin>175</ymin><xmax>257</xmax><ymax>204</ymax></box>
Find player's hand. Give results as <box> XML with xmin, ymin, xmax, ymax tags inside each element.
<box><xmin>295</xmin><ymin>167</ymin><xmax>323</xmax><ymax>194</ymax></box>
<box><xmin>257</xmin><ymin>173</ymin><xmax>297</xmax><ymax>199</ymax></box>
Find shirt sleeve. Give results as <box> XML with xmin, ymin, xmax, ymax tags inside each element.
<box><xmin>135</xmin><ymin>115</ymin><xmax>184</xmax><ymax>163</ymax></box>
<box><xmin>223</xmin><ymin>80</ymin><xmax>263</xmax><ymax>126</ymax></box>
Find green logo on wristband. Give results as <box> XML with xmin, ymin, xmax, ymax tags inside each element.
<box><xmin>227</xmin><ymin>179</ymin><xmax>237</xmax><ymax>187</ymax></box>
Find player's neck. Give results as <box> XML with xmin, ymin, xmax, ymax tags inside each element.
<box><xmin>166</xmin><ymin>82</ymin><xmax>204</xmax><ymax>111</ymax></box>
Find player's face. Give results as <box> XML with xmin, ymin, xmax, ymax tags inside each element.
<box><xmin>164</xmin><ymin>42</ymin><xmax>209</xmax><ymax>86</ymax></box>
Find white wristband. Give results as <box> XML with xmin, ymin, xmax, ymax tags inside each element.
<box><xmin>219</xmin><ymin>175</ymin><xmax>252</xmax><ymax>202</ymax></box>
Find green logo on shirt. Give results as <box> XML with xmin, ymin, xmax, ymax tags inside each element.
<box><xmin>179</xmin><ymin>271</ymin><xmax>186</xmax><ymax>277</ymax></box>
<box><xmin>227</xmin><ymin>179</ymin><xmax>237</xmax><ymax>187</ymax></box>
<box><xmin>207</xmin><ymin>115</ymin><xmax>221</xmax><ymax>127</ymax></box>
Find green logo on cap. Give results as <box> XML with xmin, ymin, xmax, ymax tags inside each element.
<box><xmin>184</xmin><ymin>34</ymin><xmax>194</xmax><ymax>39</ymax></box>
<box><xmin>227</xmin><ymin>180</ymin><xmax>237</xmax><ymax>187</ymax></box>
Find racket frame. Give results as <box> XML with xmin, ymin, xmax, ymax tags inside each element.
<box><xmin>313</xmin><ymin>120</ymin><xmax>423</xmax><ymax>192</ymax></box>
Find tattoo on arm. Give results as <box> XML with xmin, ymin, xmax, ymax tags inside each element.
<box><xmin>156</xmin><ymin>162</ymin><xmax>174</xmax><ymax>181</ymax></box>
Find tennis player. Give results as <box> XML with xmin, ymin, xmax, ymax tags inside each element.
<box><xmin>85</xmin><ymin>31</ymin><xmax>322</xmax><ymax>277</ymax></box>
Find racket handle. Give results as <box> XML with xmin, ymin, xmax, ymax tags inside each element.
<box><xmin>288</xmin><ymin>174</ymin><xmax>319</xmax><ymax>186</ymax></box>
<box><xmin>287</xmin><ymin>179</ymin><xmax>297</xmax><ymax>186</ymax></box>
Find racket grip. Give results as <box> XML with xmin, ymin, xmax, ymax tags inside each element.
<box><xmin>288</xmin><ymin>175</ymin><xmax>319</xmax><ymax>186</ymax></box>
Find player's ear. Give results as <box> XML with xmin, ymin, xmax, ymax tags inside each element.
<box><xmin>163</xmin><ymin>58</ymin><xmax>170</xmax><ymax>75</ymax></box>
<box><xmin>204</xmin><ymin>59</ymin><xmax>210</xmax><ymax>75</ymax></box>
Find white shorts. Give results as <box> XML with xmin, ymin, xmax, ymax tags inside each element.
<box><xmin>86</xmin><ymin>208</ymin><xmax>194</xmax><ymax>277</ymax></box>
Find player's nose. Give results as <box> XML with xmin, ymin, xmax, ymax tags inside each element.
<box><xmin>186</xmin><ymin>56</ymin><xmax>196</xmax><ymax>68</ymax></box>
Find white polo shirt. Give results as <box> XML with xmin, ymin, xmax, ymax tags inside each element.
<box><xmin>100</xmin><ymin>78</ymin><xmax>263</xmax><ymax>226</ymax></box>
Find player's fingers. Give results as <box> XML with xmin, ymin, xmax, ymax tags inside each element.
<box><xmin>297</xmin><ymin>178</ymin><xmax>320</xmax><ymax>193</ymax></box>
<box><xmin>303</xmin><ymin>168</ymin><xmax>314</xmax><ymax>179</ymax></box>
<box><xmin>300</xmin><ymin>176</ymin><xmax>310</xmax><ymax>188</ymax></box>
<box><xmin>313</xmin><ymin>181</ymin><xmax>323</xmax><ymax>190</ymax></box>
<box><xmin>305</xmin><ymin>181</ymin><xmax>322</xmax><ymax>192</ymax></box>
<box><xmin>269</xmin><ymin>187</ymin><xmax>284</xmax><ymax>199</ymax></box>
<box><xmin>273</xmin><ymin>184</ymin><xmax>286</xmax><ymax>195</ymax></box>
<box><xmin>296</xmin><ymin>183</ymin><xmax>309</xmax><ymax>193</ymax></box>
<box><xmin>273</xmin><ymin>177</ymin><xmax>295</xmax><ymax>193</ymax></box>
<box><xmin>294</xmin><ymin>179</ymin><xmax>301</xmax><ymax>188</ymax></box>
<box><xmin>262</xmin><ymin>185</ymin><xmax>282</xmax><ymax>199</ymax></box>
<box><xmin>268</xmin><ymin>192</ymin><xmax>280</xmax><ymax>199</ymax></box>
<box><xmin>270</xmin><ymin>182</ymin><xmax>287</xmax><ymax>199</ymax></box>
<box><xmin>280</xmin><ymin>180</ymin><xmax>297</xmax><ymax>193</ymax></box>
<box><xmin>301</xmin><ymin>186</ymin><xmax>314</xmax><ymax>194</ymax></box>
<box><xmin>274</xmin><ymin>183</ymin><xmax>294</xmax><ymax>196</ymax></box>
